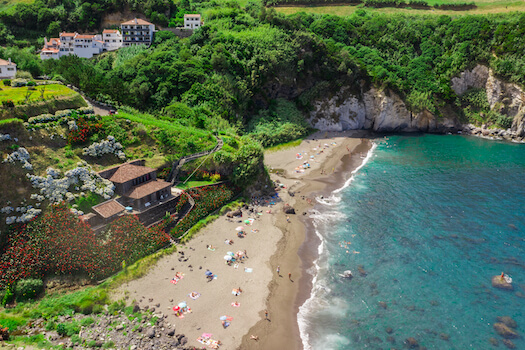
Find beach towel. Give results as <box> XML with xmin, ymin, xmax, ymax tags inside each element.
<box><xmin>234</xmin><ymin>264</ymin><xmax>239</xmax><ymax>269</ymax></box>
<box><xmin>231</xmin><ymin>302</ymin><xmax>241</xmax><ymax>307</ymax></box>
<box><xmin>170</xmin><ymin>273</ymin><xmax>184</xmax><ymax>284</ymax></box>
<box><xmin>188</xmin><ymin>292</ymin><xmax>201</xmax><ymax>300</ymax></box>
<box><xmin>244</xmin><ymin>267</ymin><xmax>253</xmax><ymax>273</ymax></box>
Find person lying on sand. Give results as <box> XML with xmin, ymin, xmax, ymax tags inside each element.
<box><xmin>224</xmin><ymin>239</ymin><xmax>234</xmax><ymax>245</ymax></box>
<box><xmin>250</xmin><ymin>335</ymin><xmax>259</xmax><ymax>341</ymax></box>
<box><xmin>206</xmin><ymin>244</ymin><xmax>216</xmax><ymax>251</ymax></box>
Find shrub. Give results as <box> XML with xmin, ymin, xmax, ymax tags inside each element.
<box><xmin>26</xmin><ymin>81</ymin><xmax>36</xmax><ymax>87</ymax></box>
<box><xmin>1</xmin><ymin>288</ymin><xmax>14</xmax><ymax>306</ymax></box>
<box><xmin>15</xmin><ymin>279</ymin><xmax>44</xmax><ymax>302</ymax></box>
<box><xmin>1</xmin><ymin>99</ymin><xmax>14</xmax><ymax>108</ymax></box>
<box><xmin>15</xmin><ymin>71</ymin><xmax>32</xmax><ymax>80</ymax></box>
<box><xmin>10</xmin><ymin>78</ymin><xmax>27</xmax><ymax>87</ymax></box>
<box><xmin>2</xmin><ymin>79</ymin><xmax>11</xmax><ymax>86</ymax></box>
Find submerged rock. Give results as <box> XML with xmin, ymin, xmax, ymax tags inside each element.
<box><xmin>492</xmin><ymin>276</ymin><xmax>513</xmax><ymax>291</ymax></box>
<box><xmin>404</xmin><ymin>337</ymin><xmax>419</xmax><ymax>348</ymax></box>
<box><xmin>358</xmin><ymin>265</ymin><xmax>367</xmax><ymax>277</ymax></box>
<box><xmin>488</xmin><ymin>337</ymin><xmax>499</xmax><ymax>347</ymax></box>
<box><xmin>493</xmin><ymin>323</ymin><xmax>520</xmax><ymax>339</ymax></box>
<box><xmin>378</xmin><ymin>301</ymin><xmax>387</xmax><ymax>309</ymax></box>
<box><xmin>497</xmin><ymin>316</ymin><xmax>518</xmax><ymax>329</ymax></box>
<box><xmin>502</xmin><ymin>339</ymin><xmax>517</xmax><ymax>349</ymax></box>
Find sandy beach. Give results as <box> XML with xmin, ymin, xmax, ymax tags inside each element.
<box><xmin>115</xmin><ymin>130</ymin><xmax>373</xmax><ymax>350</ymax></box>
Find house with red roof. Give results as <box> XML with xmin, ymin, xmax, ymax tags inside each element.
<box><xmin>121</xmin><ymin>18</ymin><xmax>156</xmax><ymax>47</ymax></box>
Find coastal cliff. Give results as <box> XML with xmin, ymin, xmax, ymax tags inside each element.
<box><xmin>308</xmin><ymin>65</ymin><xmax>525</xmax><ymax>140</ymax></box>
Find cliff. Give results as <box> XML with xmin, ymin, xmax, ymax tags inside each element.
<box><xmin>308</xmin><ymin>65</ymin><xmax>525</xmax><ymax>140</ymax></box>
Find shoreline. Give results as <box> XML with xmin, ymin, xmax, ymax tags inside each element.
<box><xmin>240</xmin><ymin>131</ymin><xmax>374</xmax><ymax>350</ymax></box>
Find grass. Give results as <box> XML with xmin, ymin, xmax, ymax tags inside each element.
<box><xmin>264</xmin><ymin>138</ymin><xmax>303</xmax><ymax>153</ymax></box>
<box><xmin>0</xmin><ymin>0</ymin><xmax>33</xmax><ymax>14</ymax></box>
<box><xmin>275</xmin><ymin>1</ymin><xmax>525</xmax><ymax>16</ymax></box>
<box><xmin>176</xmin><ymin>180</ymin><xmax>216</xmax><ymax>190</ymax></box>
<box><xmin>0</xmin><ymin>84</ymin><xmax>77</xmax><ymax>105</ymax></box>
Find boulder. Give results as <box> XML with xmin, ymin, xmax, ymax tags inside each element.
<box><xmin>284</xmin><ymin>207</ymin><xmax>296</xmax><ymax>215</ymax></box>
<box><xmin>404</xmin><ymin>337</ymin><xmax>419</xmax><ymax>348</ymax></box>
<box><xmin>502</xmin><ymin>339</ymin><xmax>516</xmax><ymax>349</ymax></box>
<box><xmin>146</xmin><ymin>328</ymin><xmax>156</xmax><ymax>339</ymax></box>
<box><xmin>493</xmin><ymin>323</ymin><xmax>520</xmax><ymax>339</ymax></box>
<box><xmin>132</xmin><ymin>304</ymin><xmax>140</xmax><ymax>313</ymax></box>
<box><xmin>386</xmin><ymin>327</ymin><xmax>393</xmax><ymax>334</ymax></box>
<box><xmin>440</xmin><ymin>333</ymin><xmax>450</xmax><ymax>341</ymax></box>
<box><xmin>492</xmin><ymin>276</ymin><xmax>513</xmax><ymax>291</ymax></box>
<box><xmin>488</xmin><ymin>337</ymin><xmax>499</xmax><ymax>347</ymax></box>
<box><xmin>498</xmin><ymin>316</ymin><xmax>518</xmax><ymax>329</ymax></box>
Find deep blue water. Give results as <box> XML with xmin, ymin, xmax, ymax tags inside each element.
<box><xmin>299</xmin><ymin>135</ymin><xmax>525</xmax><ymax>350</ymax></box>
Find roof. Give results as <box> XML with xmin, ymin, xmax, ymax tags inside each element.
<box><xmin>0</xmin><ymin>58</ymin><xmax>16</xmax><ymax>65</ymax></box>
<box><xmin>121</xmin><ymin>18</ymin><xmax>153</xmax><ymax>25</ymax></box>
<box><xmin>103</xmin><ymin>29</ymin><xmax>119</xmax><ymax>33</ymax></box>
<box><xmin>184</xmin><ymin>14</ymin><xmax>201</xmax><ymax>17</ymax></box>
<box><xmin>60</xmin><ymin>32</ymin><xmax>77</xmax><ymax>37</ymax></box>
<box><xmin>41</xmin><ymin>48</ymin><xmax>59</xmax><ymax>53</ymax></box>
<box><xmin>125</xmin><ymin>179</ymin><xmax>172</xmax><ymax>199</ymax></box>
<box><xmin>76</xmin><ymin>34</ymin><xmax>94</xmax><ymax>39</ymax></box>
<box><xmin>48</xmin><ymin>38</ymin><xmax>60</xmax><ymax>44</ymax></box>
<box><xmin>92</xmin><ymin>199</ymin><xmax>125</xmax><ymax>219</ymax></box>
<box><xmin>108</xmin><ymin>163</ymin><xmax>156</xmax><ymax>183</ymax></box>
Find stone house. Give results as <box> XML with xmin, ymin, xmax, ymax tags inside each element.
<box><xmin>0</xmin><ymin>58</ymin><xmax>16</xmax><ymax>79</ymax></box>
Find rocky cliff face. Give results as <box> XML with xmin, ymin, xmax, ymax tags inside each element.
<box><xmin>308</xmin><ymin>87</ymin><xmax>459</xmax><ymax>133</ymax></box>
<box><xmin>309</xmin><ymin>65</ymin><xmax>525</xmax><ymax>139</ymax></box>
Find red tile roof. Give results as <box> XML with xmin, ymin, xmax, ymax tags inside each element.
<box><xmin>125</xmin><ymin>180</ymin><xmax>171</xmax><ymax>199</ymax></box>
<box><xmin>103</xmin><ymin>29</ymin><xmax>119</xmax><ymax>33</ymax></box>
<box><xmin>184</xmin><ymin>14</ymin><xmax>201</xmax><ymax>17</ymax></box>
<box><xmin>121</xmin><ymin>18</ymin><xmax>153</xmax><ymax>25</ymax></box>
<box><xmin>76</xmin><ymin>34</ymin><xmax>94</xmax><ymax>39</ymax></box>
<box><xmin>92</xmin><ymin>199</ymin><xmax>125</xmax><ymax>219</ymax></box>
<box><xmin>0</xmin><ymin>58</ymin><xmax>16</xmax><ymax>65</ymax></box>
<box><xmin>108</xmin><ymin>163</ymin><xmax>156</xmax><ymax>183</ymax></box>
<box><xmin>41</xmin><ymin>48</ymin><xmax>59</xmax><ymax>53</ymax></box>
<box><xmin>60</xmin><ymin>32</ymin><xmax>77</xmax><ymax>37</ymax></box>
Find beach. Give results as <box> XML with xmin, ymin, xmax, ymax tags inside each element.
<box><xmin>114</xmin><ymin>130</ymin><xmax>373</xmax><ymax>350</ymax></box>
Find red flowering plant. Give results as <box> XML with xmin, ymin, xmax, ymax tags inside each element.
<box><xmin>0</xmin><ymin>203</ymin><xmax>172</xmax><ymax>289</ymax></box>
<box><xmin>170</xmin><ymin>183</ymin><xmax>236</xmax><ymax>238</ymax></box>
<box><xmin>67</xmin><ymin>117</ymin><xmax>102</xmax><ymax>145</ymax></box>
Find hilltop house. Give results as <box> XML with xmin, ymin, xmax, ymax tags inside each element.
<box><xmin>81</xmin><ymin>160</ymin><xmax>174</xmax><ymax>229</ymax></box>
<box><xmin>0</xmin><ymin>58</ymin><xmax>16</xmax><ymax>79</ymax></box>
<box><xmin>183</xmin><ymin>14</ymin><xmax>202</xmax><ymax>29</ymax></box>
<box><xmin>121</xmin><ymin>18</ymin><xmax>156</xmax><ymax>47</ymax></box>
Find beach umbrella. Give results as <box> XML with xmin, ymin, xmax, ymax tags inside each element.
<box><xmin>178</xmin><ymin>301</ymin><xmax>187</xmax><ymax>308</ymax></box>
<box><xmin>172</xmin><ymin>306</ymin><xmax>180</xmax><ymax>312</ymax></box>
<box><xmin>235</xmin><ymin>226</ymin><xmax>244</xmax><ymax>231</ymax></box>
<box><xmin>227</xmin><ymin>251</ymin><xmax>234</xmax><ymax>256</ymax></box>
<box><xmin>236</xmin><ymin>251</ymin><xmax>244</xmax><ymax>256</ymax></box>
<box><xmin>224</xmin><ymin>255</ymin><xmax>232</xmax><ymax>261</ymax></box>
<box><xmin>219</xmin><ymin>316</ymin><xmax>227</xmax><ymax>321</ymax></box>
<box><xmin>244</xmin><ymin>219</ymin><xmax>250</xmax><ymax>224</ymax></box>
<box><xmin>205</xmin><ymin>270</ymin><xmax>213</xmax><ymax>276</ymax></box>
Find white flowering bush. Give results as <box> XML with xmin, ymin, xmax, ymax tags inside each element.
<box><xmin>11</xmin><ymin>78</ymin><xmax>27</xmax><ymax>87</ymax></box>
<box><xmin>28</xmin><ymin>114</ymin><xmax>57</xmax><ymax>124</ymax></box>
<box><xmin>78</xmin><ymin>106</ymin><xmax>94</xmax><ymax>114</ymax></box>
<box><xmin>6</xmin><ymin>216</ymin><xmax>16</xmax><ymax>224</ymax></box>
<box><xmin>70</xmin><ymin>208</ymin><xmax>84</xmax><ymax>216</ymax></box>
<box><xmin>4</xmin><ymin>147</ymin><xmax>33</xmax><ymax>170</ymax></box>
<box><xmin>83</xmin><ymin>136</ymin><xmax>126</xmax><ymax>160</ymax></box>
<box><xmin>1</xmin><ymin>206</ymin><xmax>14</xmax><ymax>214</ymax></box>
<box><xmin>68</xmin><ymin>120</ymin><xmax>78</xmax><ymax>130</ymax></box>
<box><xmin>27</xmin><ymin>164</ymin><xmax>115</xmax><ymax>203</ymax></box>
<box><xmin>0</xmin><ymin>133</ymin><xmax>11</xmax><ymax>141</ymax></box>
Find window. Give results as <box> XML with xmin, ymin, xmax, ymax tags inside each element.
<box><xmin>7</xmin><ymin>68</ymin><xmax>14</xmax><ymax>71</ymax></box>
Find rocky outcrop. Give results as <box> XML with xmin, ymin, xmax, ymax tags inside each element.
<box><xmin>309</xmin><ymin>87</ymin><xmax>459</xmax><ymax>133</ymax></box>
<box><xmin>309</xmin><ymin>64</ymin><xmax>525</xmax><ymax>139</ymax></box>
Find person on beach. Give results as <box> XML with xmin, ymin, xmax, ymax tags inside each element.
<box><xmin>277</xmin><ymin>265</ymin><xmax>280</xmax><ymax>276</ymax></box>
<box><xmin>286</xmin><ymin>216</ymin><xmax>290</xmax><ymax>223</ymax></box>
<box><xmin>289</xmin><ymin>273</ymin><xmax>292</xmax><ymax>280</ymax></box>
<box><xmin>265</xmin><ymin>310</ymin><xmax>269</xmax><ymax>320</ymax></box>
<box><xmin>250</xmin><ymin>335</ymin><xmax>259</xmax><ymax>341</ymax></box>
<box><xmin>244</xmin><ymin>249</ymin><xmax>248</xmax><ymax>258</ymax></box>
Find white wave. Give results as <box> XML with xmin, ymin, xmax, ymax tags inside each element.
<box><xmin>314</xmin><ymin>334</ymin><xmax>351</xmax><ymax>350</ymax></box>
<box><xmin>298</xmin><ymin>142</ymin><xmax>377</xmax><ymax>350</ymax></box>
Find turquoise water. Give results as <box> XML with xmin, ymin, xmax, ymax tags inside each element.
<box><xmin>299</xmin><ymin>135</ymin><xmax>525</xmax><ymax>350</ymax></box>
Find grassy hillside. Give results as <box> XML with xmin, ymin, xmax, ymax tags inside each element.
<box><xmin>0</xmin><ymin>84</ymin><xmax>77</xmax><ymax>104</ymax></box>
<box><xmin>275</xmin><ymin>0</ymin><xmax>525</xmax><ymax>16</ymax></box>
<box><xmin>0</xmin><ymin>0</ymin><xmax>32</xmax><ymax>14</ymax></box>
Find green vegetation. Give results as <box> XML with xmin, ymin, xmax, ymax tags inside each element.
<box><xmin>0</xmin><ymin>84</ymin><xmax>77</xmax><ymax>104</ymax></box>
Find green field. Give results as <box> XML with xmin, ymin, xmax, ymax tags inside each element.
<box><xmin>275</xmin><ymin>0</ymin><xmax>525</xmax><ymax>16</ymax></box>
<box><xmin>0</xmin><ymin>0</ymin><xmax>33</xmax><ymax>14</ymax></box>
<box><xmin>0</xmin><ymin>84</ymin><xmax>78</xmax><ymax>104</ymax></box>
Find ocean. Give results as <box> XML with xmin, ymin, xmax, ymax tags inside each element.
<box><xmin>299</xmin><ymin>134</ymin><xmax>525</xmax><ymax>350</ymax></box>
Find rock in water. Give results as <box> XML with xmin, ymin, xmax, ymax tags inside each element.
<box><xmin>404</xmin><ymin>337</ymin><xmax>419</xmax><ymax>348</ymax></box>
<box><xmin>493</xmin><ymin>323</ymin><xmax>520</xmax><ymax>339</ymax></box>
<box><xmin>502</xmin><ymin>339</ymin><xmax>517</xmax><ymax>349</ymax></box>
<box><xmin>492</xmin><ymin>275</ymin><xmax>513</xmax><ymax>291</ymax></box>
<box><xmin>358</xmin><ymin>265</ymin><xmax>367</xmax><ymax>276</ymax></box>
<box><xmin>378</xmin><ymin>301</ymin><xmax>387</xmax><ymax>309</ymax></box>
<box><xmin>497</xmin><ymin>316</ymin><xmax>518</xmax><ymax>329</ymax></box>
<box><xmin>488</xmin><ymin>337</ymin><xmax>499</xmax><ymax>347</ymax></box>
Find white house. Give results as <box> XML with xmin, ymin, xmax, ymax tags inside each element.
<box><xmin>184</xmin><ymin>14</ymin><xmax>202</xmax><ymax>29</ymax></box>
<box><xmin>121</xmin><ymin>18</ymin><xmax>155</xmax><ymax>47</ymax></box>
<box><xmin>0</xmin><ymin>58</ymin><xmax>16</xmax><ymax>79</ymax></box>
<box><xmin>102</xmin><ymin>29</ymin><xmax>122</xmax><ymax>51</ymax></box>
<box><xmin>40</xmin><ymin>32</ymin><xmax>105</xmax><ymax>60</ymax></box>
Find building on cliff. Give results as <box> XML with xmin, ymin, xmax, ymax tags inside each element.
<box><xmin>183</xmin><ymin>14</ymin><xmax>202</xmax><ymax>29</ymax></box>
